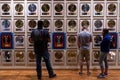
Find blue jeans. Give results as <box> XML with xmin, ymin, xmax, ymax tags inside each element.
<box><xmin>99</xmin><ymin>52</ymin><xmax>108</xmax><ymax>69</ymax></box>
<box><xmin>35</xmin><ymin>50</ymin><xmax>54</xmax><ymax>77</ymax></box>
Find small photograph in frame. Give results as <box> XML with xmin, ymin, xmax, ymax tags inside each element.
<box><xmin>52</xmin><ymin>32</ymin><xmax>66</xmax><ymax>49</ymax></box>
<box><xmin>14</xmin><ymin>2</ymin><xmax>25</xmax><ymax>16</ymax></box>
<box><xmin>53</xmin><ymin>2</ymin><xmax>64</xmax><ymax>16</ymax></box>
<box><xmin>1</xmin><ymin>2</ymin><xmax>11</xmax><ymax>16</ymax></box>
<box><xmin>27</xmin><ymin>2</ymin><xmax>38</xmax><ymax>16</ymax></box>
<box><xmin>67</xmin><ymin>3</ymin><xmax>77</xmax><ymax>16</ymax></box>
<box><xmin>40</xmin><ymin>2</ymin><xmax>51</xmax><ymax>16</ymax></box>
<box><xmin>1</xmin><ymin>19</ymin><xmax>12</xmax><ymax>32</ymax></box>
<box><xmin>0</xmin><ymin>32</ymin><xmax>14</xmax><ymax>49</ymax></box>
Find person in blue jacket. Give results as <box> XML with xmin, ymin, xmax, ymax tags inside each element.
<box><xmin>97</xmin><ymin>28</ymin><xmax>111</xmax><ymax>78</ymax></box>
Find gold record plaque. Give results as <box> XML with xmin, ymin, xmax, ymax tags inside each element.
<box><xmin>54</xmin><ymin>20</ymin><xmax>63</xmax><ymax>31</ymax></box>
<box><xmin>15</xmin><ymin>19</ymin><xmax>24</xmax><ymax>32</ymax></box>
<box><xmin>43</xmin><ymin>19</ymin><xmax>50</xmax><ymax>29</ymax></box>
<box><xmin>2</xmin><ymin>19</ymin><xmax>11</xmax><ymax>31</ymax></box>
<box><xmin>28</xmin><ymin>3</ymin><xmax>37</xmax><ymax>16</ymax></box>
<box><xmin>67</xmin><ymin>35</ymin><xmax>76</xmax><ymax>48</ymax></box>
<box><xmin>15</xmin><ymin>3</ymin><xmax>24</xmax><ymax>15</ymax></box>
<box><xmin>93</xmin><ymin>35</ymin><xmax>102</xmax><ymax>48</ymax></box>
<box><xmin>81</xmin><ymin>3</ymin><xmax>90</xmax><ymax>16</ymax></box>
<box><xmin>94</xmin><ymin>20</ymin><xmax>103</xmax><ymax>32</ymax></box>
<box><xmin>107</xmin><ymin>3</ymin><xmax>116</xmax><ymax>16</ymax></box>
<box><xmin>67</xmin><ymin>20</ymin><xmax>77</xmax><ymax>32</ymax></box>
<box><xmin>41</xmin><ymin>3</ymin><xmax>51</xmax><ymax>16</ymax></box>
<box><xmin>28</xmin><ymin>51</ymin><xmax>35</xmax><ymax>62</ymax></box>
<box><xmin>67</xmin><ymin>50</ymin><xmax>77</xmax><ymax>63</ymax></box>
<box><xmin>94</xmin><ymin>3</ymin><xmax>103</xmax><ymax>16</ymax></box>
<box><xmin>81</xmin><ymin>20</ymin><xmax>89</xmax><ymax>28</ymax></box>
<box><xmin>67</xmin><ymin>3</ymin><xmax>77</xmax><ymax>16</ymax></box>
<box><xmin>28</xmin><ymin>20</ymin><xmax>37</xmax><ymax>31</ymax></box>
<box><xmin>16</xmin><ymin>51</ymin><xmax>24</xmax><ymax>62</ymax></box>
<box><xmin>15</xmin><ymin>35</ymin><xmax>24</xmax><ymax>48</ymax></box>
<box><xmin>28</xmin><ymin>36</ymin><xmax>33</xmax><ymax>48</ymax></box>
<box><xmin>54</xmin><ymin>51</ymin><xmax>63</xmax><ymax>63</ymax></box>
<box><xmin>1</xmin><ymin>3</ymin><xmax>10</xmax><ymax>15</ymax></box>
<box><xmin>3</xmin><ymin>51</ymin><xmax>12</xmax><ymax>62</ymax></box>
<box><xmin>54</xmin><ymin>3</ymin><xmax>63</xmax><ymax>16</ymax></box>
<box><xmin>107</xmin><ymin>19</ymin><xmax>116</xmax><ymax>31</ymax></box>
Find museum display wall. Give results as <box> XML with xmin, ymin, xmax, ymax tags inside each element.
<box><xmin>0</xmin><ymin>0</ymin><xmax>120</xmax><ymax>69</ymax></box>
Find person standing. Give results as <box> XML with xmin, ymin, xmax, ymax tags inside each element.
<box><xmin>97</xmin><ymin>28</ymin><xmax>111</xmax><ymax>78</ymax></box>
<box><xmin>30</xmin><ymin>20</ymin><xmax>56</xmax><ymax>80</ymax></box>
<box><xmin>77</xmin><ymin>26</ymin><xmax>92</xmax><ymax>76</ymax></box>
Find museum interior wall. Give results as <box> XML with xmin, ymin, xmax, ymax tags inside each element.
<box><xmin>0</xmin><ymin>0</ymin><xmax>120</xmax><ymax>69</ymax></box>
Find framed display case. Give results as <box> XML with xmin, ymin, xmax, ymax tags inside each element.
<box><xmin>66</xmin><ymin>19</ymin><xmax>77</xmax><ymax>32</ymax></box>
<box><xmin>14</xmin><ymin>2</ymin><xmax>25</xmax><ymax>16</ymax></box>
<box><xmin>106</xmin><ymin>2</ymin><xmax>117</xmax><ymax>16</ymax></box>
<box><xmin>93</xmin><ymin>19</ymin><xmax>104</xmax><ymax>32</ymax></box>
<box><xmin>53</xmin><ymin>2</ymin><xmax>64</xmax><ymax>16</ymax></box>
<box><xmin>41</xmin><ymin>19</ymin><xmax>52</xmax><ymax>32</ymax></box>
<box><xmin>0</xmin><ymin>19</ymin><xmax>12</xmax><ymax>32</ymax></box>
<box><xmin>14</xmin><ymin>19</ymin><xmax>25</xmax><ymax>32</ymax></box>
<box><xmin>53</xmin><ymin>19</ymin><xmax>64</xmax><ymax>32</ymax></box>
<box><xmin>14</xmin><ymin>35</ymin><xmax>25</xmax><ymax>48</ymax></box>
<box><xmin>80</xmin><ymin>2</ymin><xmax>91</xmax><ymax>16</ymax></box>
<box><xmin>27</xmin><ymin>2</ymin><xmax>38</xmax><ymax>16</ymax></box>
<box><xmin>66</xmin><ymin>2</ymin><xmax>77</xmax><ymax>16</ymax></box>
<box><xmin>53</xmin><ymin>50</ymin><xmax>65</xmax><ymax>65</ymax></box>
<box><xmin>66</xmin><ymin>49</ymin><xmax>77</xmax><ymax>65</ymax></box>
<box><xmin>92</xmin><ymin>49</ymin><xmax>100</xmax><ymax>65</ymax></box>
<box><xmin>27</xmin><ymin>19</ymin><xmax>37</xmax><ymax>32</ymax></box>
<box><xmin>40</xmin><ymin>2</ymin><xmax>51</xmax><ymax>16</ymax></box>
<box><xmin>93</xmin><ymin>2</ymin><xmax>104</xmax><ymax>16</ymax></box>
<box><xmin>80</xmin><ymin>19</ymin><xmax>91</xmax><ymax>32</ymax></box>
<box><xmin>14</xmin><ymin>49</ymin><xmax>25</xmax><ymax>65</ymax></box>
<box><xmin>92</xmin><ymin>34</ymin><xmax>103</xmax><ymax>48</ymax></box>
<box><xmin>67</xmin><ymin>35</ymin><xmax>77</xmax><ymax>48</ymax></box>
<box><xmin>27</xmin><ymin>49</ymin><xmax>36</xmax><ymax>65</ymax></box>
<box><xmin>1</xmin><ymin>50</ymin><xmax>13</xmax><ymax>65</ymax></box>
<box><xmin>27</xmin><ymin>35</ymin><xmax>33</xmax><ymax>48</ymax></box>
<box><xmin>0</xmin><ymin>2</ymin><xmax>11</xmax><ymax>16</ymax></box>
<box><xmin>106</xmin><ymin>19</ymin><xmax>117</xmax><ymax>32</ymax></box>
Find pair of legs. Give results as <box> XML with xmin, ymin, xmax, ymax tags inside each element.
<box><xmin>99</xmin><ymin>52</ymin><xmax>108</xmax><ymax>74</ymax></box>
<box><xmin>35</xmin><ymin>51</ymin><xmax>55</xmax><ymax>78</ymax></box>
<box><xmin>79</xmin><ymin>49</ymin><xmax>90</xmax><ymax>74</ymax></box>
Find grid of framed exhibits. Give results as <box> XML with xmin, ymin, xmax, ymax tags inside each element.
<box><xmin>0</xmin><ymin>0</ymin><xmax>120</xmax><ymax>69</ymax></box>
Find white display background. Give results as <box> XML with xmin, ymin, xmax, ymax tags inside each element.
<box><xmin>0</xmin><ymin>0</ymin><xmax>120</xmax><ymax>69</ymax></box>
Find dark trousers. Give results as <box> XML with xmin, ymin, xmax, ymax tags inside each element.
<box><xmin>35</xmin><ymin>51</ymin><xmax>54</xmax><ymax>77</ymax></box>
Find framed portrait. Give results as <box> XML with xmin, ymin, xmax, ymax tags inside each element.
<box><xmin>52</xmin><ymin>32</ymin><xmax>66</xmax><ymax>49</ymax></box>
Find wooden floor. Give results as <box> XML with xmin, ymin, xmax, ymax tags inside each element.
<box><xmin>0</xmin><ymin>69</ymin><xmax>120</xmax><ymax>80</ymax></box>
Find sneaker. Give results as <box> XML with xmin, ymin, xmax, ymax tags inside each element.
<box><xmin>49</xmin><ymin>74</ymin><xmax>56</xmax><ymax>78</ymax></box>
<box><xmin>79</xmin><ymin>72</ymin><xmax>83</xmax><ymax>76</ymax></box>
<box><xmin>97</xmin><ymin>73</ymin><xmax>105</xmax><ymax>78</ymax></box>
<box><xmin>104</xmin><ymin>72</ymin><xmax>108</xmax><ymax>77</ymax></box>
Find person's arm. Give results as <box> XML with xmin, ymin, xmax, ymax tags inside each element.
<box><xmin>89</xmin><ymin>34</ymin><xmax>92</xmax><ymax>42</ymax></box>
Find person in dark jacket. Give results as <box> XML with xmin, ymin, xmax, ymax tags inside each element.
<box><xmin>97</xmin><ymin>28</ymin><xmax>111</xmax><ymax>78</ymax></box>
<box><xmin>30</xmin><ymin>20</ymin><xmax>56</xmax><ymax>80</ymax></box>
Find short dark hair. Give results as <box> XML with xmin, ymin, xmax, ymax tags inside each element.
<box><xmin>38</xmin><ymin>20</ymin><xmax>43</xmax><ymax>29</ymax></box>
<box><xmin>103</xmin><ymin>28</ymin><xmax>109</xmax><ymax>34</ymax></box>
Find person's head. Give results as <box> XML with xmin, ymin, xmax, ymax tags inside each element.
<box><xmin>37</xmin><ymin>20</ymin><xmax>43</xmax><ymax>29</ymax></box>
<box><xmin>82</xmin><ymin>26</ymin><xmax>88</xmax><ymax>31</ymax></box>
<box><xmin>102</xmin><ymin>28</ymin><xmax>109</xmax><ymax>37</ymax></box>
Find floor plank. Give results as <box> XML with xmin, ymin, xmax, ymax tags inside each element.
<box><xmin>0</xmin><ymin>69</ymin><xmax>120</xmax><ymax>80</ymax></box>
